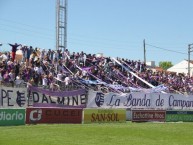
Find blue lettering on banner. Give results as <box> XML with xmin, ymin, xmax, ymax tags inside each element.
<box><xmin>7</xmin><ymin>90</ymin><xmax>14</xmax><ymax>107</ymax></box>
<box><xmin>88</xmin><ymin>91</ymin><xmax>193</xmax><ymax>109</ymax></box>
<box><xmin>0</xmin><ymin>89</ymin><xmax>14</xmax><ymax>107</ymax></box>
<box><xmin>169</xmin><ymin>95</ymin><xmax>174</xmax><ymax>107</ymax></box>
<box><xmin>123</xmin><ymin>94</ymin><xmax>150</xmax><ymax>107</ymax></box>
<box><xmin>42</xmin><ymin>94</ymin><xmax>49</xmax><ymax>103</ymax></box>
<box><xmin>30</xmin><ymin>91</ymin><xmax>87</xmax><ymax>106</ymax></box>
<box><xmin>169</xmin><ymin>95</ymin><xmax>193</xmax><ymax>109</ymax></box>
<box><xmin>0</xmin><ymin>87</ymin><xmax>86</xmax><ymax>108</ymax></box>
<box><xmin>16</xmin><ymin>91</ymin><xmax>26</xmax><ymax>107</ymax></box>
<box><xmin>107</xmin><ymin>95</ymin><xmax>120</xmax><ymax>106</ymax></box>
<box><xmin>49</xmin><ymin>96</ymin><xmax>56</xmax><ymax>104</ymax></box>
<box><xmin>95</xmin><ymin>92</ymin><xmax>104</xmax><ymax>107</ymax></box>
<box><xmin>1</xmin><ymin>89</ymin><xmax>7</xmax><ymax>106</ymax></box>
<box><xmin>80</xmin><ymin>94</ymin><xmax>86</xmax><ymax>105</ymax></box>
<box><xmin>155</xmin><ymin>95</ymin><xmax>164</xmax><ymax>107</ymax></box>
<box><xmin>0</xmin><ymin>88</ymin><xmax>27</xmax><ymax>108</ymax></box>
<box><xmin>32</xmin><ymin>92</ymin><xmax>39</xmax><ymax>103</ymax></box>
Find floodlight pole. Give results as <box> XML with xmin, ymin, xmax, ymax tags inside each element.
<box><xmin>56</xmin><ymin>0</ymin><xmax>67</xmax><ymax>52</ymax></box>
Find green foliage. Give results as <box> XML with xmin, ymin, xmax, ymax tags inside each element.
<box><xmin>159</xmin><ymin>61</ymin><xmax>173</xmax><ymax>70</ymax></box>
<box><xmin>1</xmin><ymin>123</ymin><xmax>193</xmax><ymax>145</ymax></box>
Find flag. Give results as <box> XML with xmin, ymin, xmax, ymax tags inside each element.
<box><xmin>150</xmin><ymin>84</ymin><xmax>167</xmax><ymax>93</ymax></box>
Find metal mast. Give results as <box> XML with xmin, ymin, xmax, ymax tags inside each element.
<box><xmin>56</xmin><ymin>0</ymin><xmax>67</xmax><ymax>51</ymax></box>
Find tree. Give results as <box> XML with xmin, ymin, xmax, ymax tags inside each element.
<box><xmin>159</xmin><ymin>61</ymin><xmax>173</xmax><ymax>70</ymax></box>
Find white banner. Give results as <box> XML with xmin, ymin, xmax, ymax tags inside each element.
<box><xmin>0</xmin><ymin>86</ymin><xmax>87</xmax><ymax>108</ymax></box>
<box><xmin>0</xmin><ymin>87</ymin><xmax>28</xmax><ymax>108</ymax></box>
<box><xmin>28</xmin><ymin>89</ymin><xmax>87</xmax><ymax>107</ymax></box>
<box><xmin>87</xmin><ymin>90</ymin><xmax>193</xmax><ymax>110</ymax></box>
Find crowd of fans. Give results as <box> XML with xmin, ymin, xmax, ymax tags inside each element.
<box><xmin>0</xmin><ymin>42</ymin><xmax>193</xmax><ymax>95</ymax></box>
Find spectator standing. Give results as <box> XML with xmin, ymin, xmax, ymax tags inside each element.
<box><xmin>26</xmin><ymin>46</ymin><xmax>33</xmax><ymax>65</ymax></box>
<box><xmin>42</xmin><ymin>74</ymin><xmax>48</xmax><ymax>88</ymax></box>
<box><xmin>64</xmin><ymin>75</ymin><xmax>71</xmax><ymax>89</ymax></box>
<box><xmin>57</xmin><ymin>70</ymin><xmax>63</xmax><ymax>85</ymax></box>
<box><xmin>9</xmin><ymin>69</ymin><xmax>15</xmax><ymax>87</ymax></box>
<box><xmin>9</xmin><ymin>43</ymin><xmax>21</xmax><ymax>61</ymax></box>
<box><xmin>0</xmin><ymin>43</ymin><xmax>2</xmax><ymax>51</ymax></box>
<box><xmin>20</xmin><ymin>45</ymin><xmax>27</xmax><ymax>62</ymax></box>
<box><xmin>40</xmin><ymin>49</ymin><xmax>46</xmax><ymax>60</ymax></box>
<box><xmin>14</xmin><ymin>61</ymin><xmax>20</xmax><ymax>80</ymax></box>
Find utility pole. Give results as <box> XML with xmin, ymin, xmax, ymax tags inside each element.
<box><xmin>188</xmin><ymin>43</ymin><xmax>193</xmax><ymax>77</ymax></box>
<box><xmin>143</xmin><ymin>39</ymin><xmax>146</xmax><ymax>65</ymax></box>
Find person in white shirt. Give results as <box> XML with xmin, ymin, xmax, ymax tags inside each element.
<box><xmin>64</xmin><ymin>76</ymin><xmax>71</xmax><ymax>89</ymax></box>
<box><xmin>57</xmin><ymin>70</ymin><xmax>63</xmax><ymax>85</ymax></box>
<box><xmin>42</xmin><ymin>75</ymin><xmax>48</xmax><ymax>88</ymax></box>
<box><xmin>40</xmin><ymin>48</ymin><xmax>46</xmax><ymax>61</ymax></box>
<box><xmin>9</xmin><ymin>69</ymin><xmax>15</xmax><ymax>87</ymax></box>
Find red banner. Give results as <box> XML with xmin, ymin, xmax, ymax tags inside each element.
<box><xmin>132</xmin><ymin>110</ymin><xmax>166</xmax><ymax>122</ymax></box>
<box><xmin>26</xmin><ymin>108</ymin><xmax>82</xmax><ymax>124</ymax></box>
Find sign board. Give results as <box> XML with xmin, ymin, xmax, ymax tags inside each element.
<box><xmin>0</xmin><ymin>87</ymin><xmax>27</xmax><ymax>108</ymax></box>
<box><xmin>26</xmin><ymin>108</ymin><xmax>82</xmax><ymax>124</ymax></box>
<box><xmin>0</xmin><ymin>86</ymin><xmax>86</xmax><ymax>108</ymax></box>
<box><xmin>28</xmin><ymin>86</ymin><xmax>87</xmax><ymax>107</ymax></box>
<box><xmin>132</xmin><ymin>110</ymin><xmax>166</xmax><ymax>122</ymax></box>
<box><xmin>166</xmin><ymin>111</ymin><xmax>193</xmax><ymax>122</ymax></box>
<box><xmin>87</xmin><ymin>90</ymin><xmax>193</xmax><ymax>110</ymax></box>
<box><xmin>84</xmin><ymin>109</ymin><xmax>126</xmax><ymax>123</ymax></box>
<box><xmin>0</xmin><ymin>109</ymin><xmax>25</xmax><ymax>126</ymax></box>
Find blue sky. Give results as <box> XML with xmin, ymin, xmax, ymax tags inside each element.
<box><xmin>1</xmin><ymin>0</ymin><xmax>193</xmax><ymax>65</ymax></box>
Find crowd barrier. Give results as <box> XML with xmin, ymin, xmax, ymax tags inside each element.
<box><xmin>1</xmin><ymin>86</ymin><xmax>193</xmax><ymax>126</ymax></box>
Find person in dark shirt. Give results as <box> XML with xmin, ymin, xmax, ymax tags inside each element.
<box><xmin>14</xmin><ymin>61</ymin><xmax>20</xmax><ymax>80</ymax></box>
<box><xmin>8</xmin><ymin>43</ymin><xmax>21</xmax><ymax>61</ymax></box>
<box><xmin>27</xmin><ymin>46</ymin><xmax>33</xmax><ymax>65</ymax></box>
<box><xmin>0</xmin><ymin>43</ymin><xmax>2</xmax><ymax>51</ymax></box>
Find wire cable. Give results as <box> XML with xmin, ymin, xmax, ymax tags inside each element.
<box><xmin>146</xmin><ymin>43</ymin><xmax>187</xmax><ymax>55</ymax></box>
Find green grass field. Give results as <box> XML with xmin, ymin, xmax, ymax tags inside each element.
<box><xmin>0</xmin><ymin>122</ymin><xmax>193</xmax><ymax>145</ymax></box>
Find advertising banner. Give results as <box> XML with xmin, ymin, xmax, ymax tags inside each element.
<box><xmin>166</xmin><ymin>111</ymin><xmax>193</xmax><ymax>122</ymax></box>
<box><xmin>84</xmin><ymin>109</ymin><xmax>126</xmax><ymax>123</ymax></box>
<box><xmin>132</xmin><ymin>110</ymin><xmax>166</xmax><ymax>122</ymax></box>
<box><xmin>28</xmin><ymin>86</ymin><xmax>87</xmax><ymax>107</ymax></box>
<box><xmin>0</xmin><ymin>109</ymin><xmax>25</xmax><ymax>126</ymax></box>
<box><xmin>26</xmin><ymin>107</ymin><xmax>82</xmax><ymax>124</ymax></box>
<box><xmin>0</xmin><ymin>86</ymin><xmax>87</xmax><ymax>108</ymax></box>
<box><xmin>0</xmin><ymin>87</ymin><xmax>28</xmax><ymax>108</ymax></box>
<box><xmin>87</xmin><ymin>90</ymin><xmax>193</xmax><ymax>110</ymax></box>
